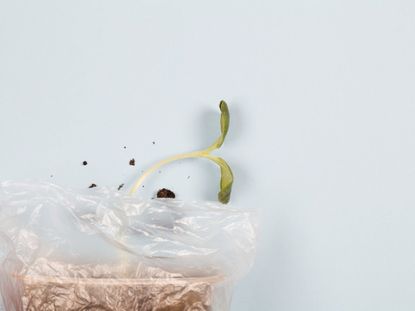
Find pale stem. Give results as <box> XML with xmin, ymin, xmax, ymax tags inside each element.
<box><xmin>129</xmin><ymin>150</ymin><xmax>212</xmax><ymax>195</ymax></box>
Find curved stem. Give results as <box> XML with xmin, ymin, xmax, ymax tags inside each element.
<box><xmin>129</xmin><ymin>150</ymin><xmax>208</xmax><ymax>195</ymax></box>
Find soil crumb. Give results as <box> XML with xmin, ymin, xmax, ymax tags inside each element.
<box><xmin>88</xmin><ymin>183</ymin><xmax>97</xmax><ymax>188</ymax></box>
<box><xmin>129</xmin><ymin>158</ymin><xmax>135</xmax><ymax>166</ymax></box>
<box><xmin>82</xmin><ymin>161</ymin><xmax>88</xmax><ymax>166</ymax></box>
<box><xmin>118</xmin><ymin>184</ymin><xmax>124</xmax><ymax>191</ymax></box>
<box><xmin>157</xmin><ymin>188</ymin><xmax>176</xmax><ymax>199</ymax></box>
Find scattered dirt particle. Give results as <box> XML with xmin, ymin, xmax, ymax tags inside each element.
<box><xmin>82</xmin><ymin>161</ymin><xmax>88</xmax><ymax>166</ymax></box>
<box><xmin>50</xmin><ymin>175</ymin><xmax>54</xmax><ymax>178</ymax></box>
<box><xmin>187</xmin><ymin>176</ymin><xmax>190</xmax><ymax>179</ymax></box>
<box><xmin>152</xmin><ymin>141</ymin><xmax>156</xmax><ymax>145</ymax></box>
<box><xmin>88</xmin><ymin>183</ymin><xmax>97</xmax><ymax>188</ymax></box>
<box><xmin>142</xmin><ymin>185</ymin><xmax>145</xmax><ymax>188</ymax></box>
<box><xmin>129</xmin><ymin>158</ymin><xmax>136</xmax><ymax>166</ymax></box>
<box><xmin>157</xmin><ymin>188</ymin><xmax>176</xmax><ymax>199</ymax></box>
<box><xmin>123</xmin><ymin>146</ymin><xmax>127</xmax><ymax>149</ymax></box>
<box><xmin>118</xmin><ymin>184</ymin><xmax>124</xmax><ymax>191</ymax></box>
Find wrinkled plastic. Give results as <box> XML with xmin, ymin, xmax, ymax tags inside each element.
<box><xmin>0</xmin><ymin>181</ymin><xmax>256</xmax><ymax>311</ymax></box>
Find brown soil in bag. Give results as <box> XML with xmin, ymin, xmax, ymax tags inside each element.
<box><xmin>4</xmin><ymin>260</ymin><xmax>221</xmax><ymax>311</ymax></box>
<box><xmin>18</xmin><ymin>275</ymin><xmax>217</xmax><ymax>311</ymax></box>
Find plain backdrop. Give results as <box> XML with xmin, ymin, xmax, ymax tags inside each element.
<box><xmin>1</xmin><ymin>1</ymin><xmax>415</xmax><ymax>310</ymax></box>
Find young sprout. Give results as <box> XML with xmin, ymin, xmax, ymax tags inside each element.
<box><xmin>129</xmin><ymin>100</ymin><xmax>234</xmax><ymax>204</ymax></box>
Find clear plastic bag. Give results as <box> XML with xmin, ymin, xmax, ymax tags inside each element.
<box><xmin>0</xmin><ymin>181</ymin><xmax>257</xmax><ymax>311</ymax></box>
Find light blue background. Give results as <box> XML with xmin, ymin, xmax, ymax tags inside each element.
<box><xmin>1</xmin><ymin>1</ymin><xmax>415</xmax><ymax>310</ymax></box>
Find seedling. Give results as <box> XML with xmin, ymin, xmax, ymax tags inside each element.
<box><xmin>130</xmin><ymin>101</ymin><xmax>234</xmax><ymax>204</ymax></box>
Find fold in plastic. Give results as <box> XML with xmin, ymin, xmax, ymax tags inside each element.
<box><xmin>0</xmin><ymin>182</ymin><xmax>256</xmax><ymax>311</ymax></box>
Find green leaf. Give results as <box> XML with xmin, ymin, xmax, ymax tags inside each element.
<box><xmin>217</xmin><ymin>100</ymin><xmax>230</xmax><ymax>148</ymax></box>
<box><xmin>205</xmin><ymin>100</ymin><xmax>230</xmax><ymax>152</ymax></box>
<box><xmin>208</xmin><ymin>156</ymin><xmax>234</xmax><ymax>204</ymax></box>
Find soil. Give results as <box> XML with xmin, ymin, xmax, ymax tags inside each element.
<box><xmin>82</xmin><ymin>161</ymin><xmax>88</xmax><ymax>166</ymax></box>
<box><xmin>129</xmin><ymin>159</ymin><xmax>135</xmax><ymax>166</ymax></box>
<box><xmin>157</xmin><ymin>188</ymin><xmax>176</xmax><ymax>199</ymax></box>
<box><xmin>88</xmin><ymin>183</ymin><xmax>97</xmax><ymax>188</ymax></box>
<box><xmin>118</xmin><ymin>184</ymin><xmax>124</xmax><ymax>191</ymax></box>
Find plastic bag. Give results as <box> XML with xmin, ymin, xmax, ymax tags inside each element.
<box><xmin>0</xmin><ymin>181</ymin><xmax>257</xmax><ymax>311</ymax></box>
